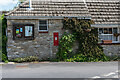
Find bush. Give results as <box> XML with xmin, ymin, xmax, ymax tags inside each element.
<box><xmin>108</xmin><ymin>55</ymin><xmax>120</xmax><ymax>61</ymax></box>
<box><xmin>11</xmin><ymin>56</ymin><xmax>39</xmax><ymax>63</ymax></box>
<box><xmin>65</xmin><ymin>53</ymin><xmax>110</xmax><ymax>62</ymax></box>
<box><xmin>2</xmin><ymin>53</ymin><xmax>8</xmax><ymax>62</ymax></box>
<box><xmin>56</xmin><ymin>33</ymin><xmax>76</xmax><ymax>61</ymax></box>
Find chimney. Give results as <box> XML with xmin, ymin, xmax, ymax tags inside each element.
<box><xmin>29</xmin><ymin>0</ymin><xmax>32</xmax><ymax>8</ymax></box>
<box><xmin>28</xmin><ymin>0</ymin><xmax>33</xmax><ymax>10</ymax></box>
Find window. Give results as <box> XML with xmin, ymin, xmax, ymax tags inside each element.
<box><xmin>39</xmin><ymin>20</ymin><xmax>48</xmax><ymax>31</ymax></box>
<box><xmin>98</xmin><ymin>28</ymin><xmax>119</xmax><ymax>43</ymax></box>
<box><xmin>113</xmin><ymin>28</ymin><xmax>117</xmax><ymax>34</ymax></box>
<box><xmin>13</xmin><ymin>24</ymin><xmax>34</xmax><ymax>40</ymax></box>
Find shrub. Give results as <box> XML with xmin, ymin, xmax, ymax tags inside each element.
<box><xmin>56</xmin><ymin>33</ymin><xmax>76</xmax><ymax>61</ymax></box>
<box><xmin>11</xmin><ymin>56</ymin><xmax>39</xmax><ymax>63</ymax></box>
<box><xmin>2</xmin><ymin>53</ymin><xmax>8</xmax><ymax>62</ymax></box>
<box><xmin>65</xmin><ymin>54</ymin><xmax>110</xmax><ymax>62</ymax></box>
<box><xmin>108</xmin><ymin>55</ymin><xmax>120</xmax><ymax>61</ymax></box>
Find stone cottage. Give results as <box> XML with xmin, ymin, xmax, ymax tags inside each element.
<box><xmin>6</xmin><ymin>0</ymin><xmax>120</xmax><ymax>60</ymax></box>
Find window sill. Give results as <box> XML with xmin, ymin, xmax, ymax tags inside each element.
<box><xmin>39</xmin><ymin>31</ymin><xmax>48</xmax><ymax>33</ymax></box>
<box><xmin>98</xmin><ymin>43</ymin><xmax>120</xmax><ymax>45</ymax></box>
<box><xmin>13</xmin><ymin>38</ymin><xmax>34</xmax><ymax>40</ymax></box>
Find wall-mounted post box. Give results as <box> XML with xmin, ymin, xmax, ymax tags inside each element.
<box><xmin>53</xmin><ymin>32</ymin><xmax>59</xmax><ymax>46</ymax></box>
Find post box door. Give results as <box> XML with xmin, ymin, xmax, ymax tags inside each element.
<box><xmin>53</xmin><ymin>32</ymin><xmax>59</xmax><ymax>46</ymax></box>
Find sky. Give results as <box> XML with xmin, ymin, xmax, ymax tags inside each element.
<box><xmin>0</xmin><ymin>0</ymin><xmax>19</xmax><ymax>11</ymax></box>
<box><xmin>0</xmin><ymin>0</ymin><xmax>86</xmax><ymax>11</ymax></box>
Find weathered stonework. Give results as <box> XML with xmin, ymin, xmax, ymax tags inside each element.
<box><xmin>102</xmin><ymin>45</ymin><xmax>120</xmax><ymax>56</ymax></box>
<box><xmin>7</xmin><ymin>19</ymin><xmax>64</xmax><ymax>60</ymax></box>
<box><xmin>7</xmin><ymin>19</ymin><xmax>120</xmax><ymax>60</ymax></box>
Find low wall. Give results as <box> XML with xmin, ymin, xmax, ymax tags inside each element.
<box><xmin>102</xmin><ymin>45</ymin><xmax>120</xmax><ymax>56</ymax></box>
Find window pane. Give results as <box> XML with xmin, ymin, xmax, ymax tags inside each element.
<box><xmin>39</xmin><ymin>20</ymin><xmax>47</xmax><ymax>31</ymax></box>
<box><xmin>15</xmin><ymin>27</ymin><xmax>23</xmax><ymax>38</ymax></box>
<box><xmin>99</xmin><ymin>35</ymin><xmax>104</xmax><ymax>40</ymax></box>
<box><xmin>39</xmin><ymin>20</ymin><xmax>47</xmax><ymax>24</ymax></box>
<box><xmin>104</xmin><ymin>28</ymin><xmax>108</xmax><ymax>34</ymax></box>
<box><xmin>108</xmin><ymin>28</ymin><xmax>112</xmax><ymax>34</ymax></box>
<box><xmin>99</xmin><ymin>34</ymin><xmax>112</xmax><ymax>41</ymax></box>
<box><xmin>39</xmin><ymin>24</ymin><xmax>47</xmax><ymax>26</ymax></box>
<box><xmin>103</xmin><ymin>35</ymin><xmax>112</xmax><ymax>40</ymax></box>
<box><xmin>113</xmin><ymin>28</ymin><xmax>117</xmax><ymax>34</ymax></box>
<box><xmin>108</xmin><ymin>35</ymin><xmax>112</xmax><ymax>40</ymax></box>
<box><xmin>113</xmin><ymin>36</ymin><xmax>118</xmax><ymax>41</ymax></box>
<box><xmin>99</xmin><ymin>28</ymin><xmax>103</xmax><ymax>34</ymax></box>
<box><xmin>39</xmin><ymin>26</ymin><xmax>47</xmax><ymax>30</ymax></box>
<box><xmin>25</xmin><ymin>26</ymin><xmax>33</xmax><ymax>37</ymax></box>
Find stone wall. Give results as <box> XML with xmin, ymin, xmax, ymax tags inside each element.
<box><xmin>7</xmin><ymin>19</ymin><xmax>63</xmax><ymax>60</ymax></box>
<box><xmin>102</xmin><ymin>45</ymin><xmax>120</xmax><ymax>56</ymax></box>
<box><xmin>7</xmin><ymin>19</ymin><xmax>120</xmax><ymax>60</ymax></box>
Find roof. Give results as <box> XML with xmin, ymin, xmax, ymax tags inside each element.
<box><xmin>86</xmin><ymin>0</ymin><xmax>120</xmax><ymax>25</ymax></box>
<box><xmin>6</xmin><ymin>0</ymin><xmax>90</xmax><ymax>18</ymax></box>
<box><xmin>6</xmin><ymin>0</ymin><xmax>120</xmax><ymax>25</ymax></box>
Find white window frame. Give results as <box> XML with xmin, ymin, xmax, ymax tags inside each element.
<box><xmin>118</xmin><ymin>28</ymin><xmax>120</xmax><ymax>42</ymax></box>
<box><xmin>98</xmin><ymin>27</ymin><xmax>119</xmax><ymax>43</ymax></box>
<box><xmin>112</xmin><ymin>28</ymin><xmax>119</xmax><ymax>43</ymax></box>
<box><xmin>38</xmin><ymin>20</ymin><xmax>48</xmax><ymax>32</ymax></box>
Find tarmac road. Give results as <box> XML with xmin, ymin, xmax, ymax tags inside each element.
<box><xmin>1</xmin><ymin>61</ymin><xmax>119</xmax><ymax>78</ymax></box>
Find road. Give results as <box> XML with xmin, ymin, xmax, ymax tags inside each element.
<box><xmin>1</xmin><ymin>61</ymin><xmax>119</xmax><ymax>78</ymax></box>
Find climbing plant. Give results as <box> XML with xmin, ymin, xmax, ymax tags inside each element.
<box><xmin>56</xmin><ymin>18</ymin><xmax>109</xmax><ymax>62</ymax></box>
<box><xmin>1</xmin><ymin>14</ymin><xmax>8</xmax><ymax>62</ymax></box>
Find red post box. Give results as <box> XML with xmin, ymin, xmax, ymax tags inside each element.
<box><xmin>53</xmin><ymin>32</ymin><xmax>59</xmax><ymax>46</ymax></box>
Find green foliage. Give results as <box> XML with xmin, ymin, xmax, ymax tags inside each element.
<box><xmin>0</xmin><ymin>15</ymin><xmax>2</xmax><ymax>62</ymax></box>
<box><xmin>11</xmin><ymin>56</ymin><xmax>39</xmax><ymax>63</ymax></box>
<box><xmin>57</xmin><ymin>33</ymin><xmax>76</xmax><ymax>61</ymax></box>
<box><xmin>2</xmin><ymin>54</ymin><xmax>8</xmax><ymax>61</ymax></box>
<box><xmin>1</xmin><ymin>14</ymin><xmax>8</xmax><ymax>62</ymax></box>
<box><xmin>56</xmin><ymin>18</ymin><xmax>109</xmax><ymax>62</ymax></box>
<box><xmin>109</xmin><ymin>55</ymin><xmax>120</xmax><ymax>61</ymax></box>
<box><xmin>65</xmin><ymin>54</ymin><xmax>110</xmax><ymax>62</ymax></box>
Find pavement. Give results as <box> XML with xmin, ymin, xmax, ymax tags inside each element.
<box><xmin>0</xmin><ymin>61</ymin><xmax>119</xmax><ymax>78</ymax></box>
<box><xmin>0</xmin><ymin>63</ymin><xmax>1</xmax><ymax>80</ymax></box>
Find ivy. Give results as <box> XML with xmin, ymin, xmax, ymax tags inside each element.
<box><xmin>0</xmin><ymin>14</ymin><xmax>8</xmax><ymax>62</ymax></box>
<box><xmin>56</xmin><ymin>18</ymin><xmax>109</xmax><ymax>62</ymax></box>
